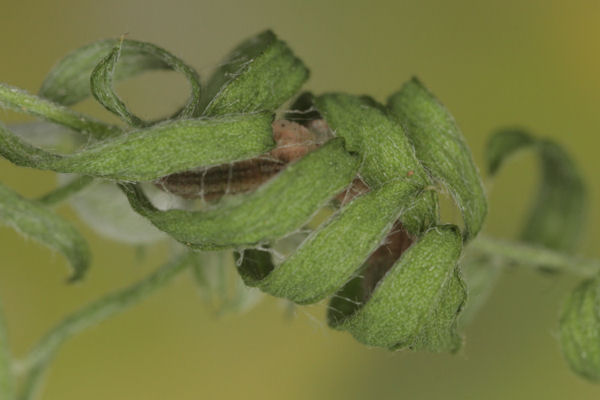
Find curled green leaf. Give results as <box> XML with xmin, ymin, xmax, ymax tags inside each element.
<box><xmin>328</xmin><ymin>225</ymin><xmax>466</xmax><ymax>352</ymax></box>
<box><xmin>0</xmin><ymin>113</ymin><xmax>274</xmax><ymax>181</ymax></box>
<box><xmin>90</xmin><ymin>39</ymin><xmax>202</xmax><ymax>126</ymax></box>
<box><xmin>560</xmin><ymin>276</ymin><xmax>600</xmax><ymax>382</ymax></box>
<box><xmin>248</xmin><ymin>180</ymin><xmax>421</xmax><ymax>304</ymax></box>
<box><xmin>203</xmin><ymin>30</ymin><xmax>309</xmax><ymax>116</ymax></box>
<box><xmin>39</xmin><ymin>39</ymin><xmax>170</xmax><ymax>106</ymax></box>
<box><xmin>0</xmin><ymin>83</ymin><xmax>120</xmax><ymax>140</ymax></box>
<box><xmin>315</xmin><ymin>93</ymin><xmax>438</xmax><ymax>235</ymax></box>
<box><xmin>0</xmin><ymin>181</ymin><xmax>90</xmax><ymax>281</ymax></box>
<box><xmin>486</xmin><ymin>129</ymin><xmax>587</xmax><ymax>253</ymax></box>
<box><xmin>387</xmin><ymin>78</ymin><xmax>487</xmax><ymax>241</ymax></box>
<box><xmin>120</xmin><ymin>138</ymin><xmax>359</xmax><ymax>249</ymax></box>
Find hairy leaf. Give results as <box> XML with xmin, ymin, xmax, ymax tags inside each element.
<box><xmin>388</xmin><ymin>78</ymin><xmax>487</xmax><ymax>241</ymax></box>
<box><xmin>486</xmin><ymin>129</ymin><xmax>587</xmax><ymax>252</ymax></box>
<box><xmin>242</xmin><ymin>180</ymin><xmax>421</xmax><ymax>304</ymax></box>
<box><xmin>560</xmin><ymin>276</ymin><xmax>600</xmax><ymax>382</ymax></box>
<box><xmin>328</xmin><ymin>225</ymin><xmax>465</xmax><ymax>352</ymax></box>
<box><xmin>90</xmin><ymin>39</ymin><xmax>202</xmax><ymax>126</ymax></box>
<box><xmin>0</xmin><ymin>83</ymin><xmax>120</xmax><ymax>140</ymax></box>
<box><xmin>315</xmin><ymin>93</ymin><xmax>438</xmax><ymax>235</ymax></box>
<box><xmin>203</xmin><ymin>30</ymin><xmax>309</xmax><ymax>115</ymax></box>
<box><xmin>0</xmin><ymin>113</ymin><xmax>274</xmax><ymax>181</ymax></box>
<box><xmin>0</xmin><ymin>181</ymin><xmax>90</xmax><ymax>281</ymax></box>
<box><xmin>120</xmin><ymin>138</ymin><xmax>359</xmax><ymax>249</ymax></box>
<box><xmin>39</xmin><ymin>39</ymin><xmax>170</xmax><ymax>106</ymax></box>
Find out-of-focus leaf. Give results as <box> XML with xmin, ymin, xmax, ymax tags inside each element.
<box><xmin>90</xmin><ymin>39</ymin><xmax>202</xmax><ymax>126</ymax></box>
<box><xmin>387</xmin><ymin>78</ymin><xmax>487</xmax><ymax>241</ymax></box>
<box><xmin>560</xmin><ymin>276</ymin><xmax>600</xmax><ymax>382</ymax></box>
<box><xmin>315</xmin><ymin>93</ymin><xmax>438</xmax><ymax>236</ymax></box>
<box><xmin>0</xmin><ymin>113</ymin><xmax>274</xmax><ymax>181</ymax></box>
<box><xmin>60</xmin><ymin>176</ymin><xmax>168</xmax><ymax>244</ymax></box>
<box><xmin>39</xmin><ymin>39</ymin><xmax>170</xmax><ymax>106</ymax></box>
<box><xmin>0</xmin><ymin>181</ymin><xmax>90</xmax><ymax>281</ymax></box>
<box><xmin>120</xmin><ymin>138</ymin><xmax>359</xmax><ymax>250</ymax></box>
<box><xmin>203</xmin><ymin>30</ymin><xmax>309</xmax><ymax>116</ymax></box>
<box><xmin>0</xmin><ymin>83</ymin><xmax>120</xmax><ymax>140</ymax></box>
<box><xmin>37</xmin><ymin>176</ymin><xmax>94</xmax><ymax>207</ymax></box>
<box><xmin>486</xmin><ymin>129</ymin><xmax>587</xmax><ymax>253</ymax></box>
<box><xmin>458</xmin><ymin>255</ymin><xmax>502</xmax><ymax>326</ymax></box>
<box><xmin>193</xmin><ymin>250</ymin><xmax>263</xmax><ymax>315</ymax></box>
<box><xmin>0</xmin><ymin>302</ymin><xmax>13</xmax><ymax>400</ymax></box>
<box><xmin>328</xmin><ymin>225</ymin><xmax>466</xmax><ymax>352</ymax></box>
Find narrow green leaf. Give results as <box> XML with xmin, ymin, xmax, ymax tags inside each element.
<box><xmin>485</xmin><ymin>129</ymin><xmax>535</xmax><ymax>176</ymax></box>
<box><xmin>203</xmin><ymin>30</ymin><xmax>309</xmax><ymax>116</ymax></box>
<box><xmin>0</xmin><ymin>113</ymin><xmax>274</xmax><ymax>181</ymax></box>
<box><xmin>39</xmin><ymin>39</ymin><xmax>170</xmax><ymax>106</ymax></box>
<box><xmin>486</xmin><ymin>129</ymin><xmax>587</xmax><ymax>253</ymax></box>
<box><xmin>560</xmin><ymin>276</ymin><xmax>600</xmax><ymax>382</ymax></box>
<box><xmin>315</xmin><ymin>93</ymin><xmax>438</xmax><ymax>235</ymax></box>
<box><xmin>328</xmin><ymin>225</ymin><xmax>466</xmax><ymax>352</ymax></box>
<box><xmin>120</xmin><ymin>138</ymin><xmax>359</xmax><ymax>250</ymax></box>
<box><xmin>254</xmin><ymin>180</ymin><xmax>420</xmax><ymax>304</ymax></box>
<box><xmin>0</xmin><ymin>181</ymin><xmax>90</xmax><ymax>281</ymax></box>
<box><xmin>388</xmin><ymin>78</ymin><xmax>487</xmax><ymax>241</ymax></box>
<box><xmin>90</xmin><ymin>39</ymin><xmax>202</xmax><ymax>126</ymax></box>
<box><xmin>0</xmin><ymin>83</ymin><xmax>120</xmax><ymax>140</ymax></box>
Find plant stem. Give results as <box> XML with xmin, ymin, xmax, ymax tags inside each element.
<box><xmin>15</xmin><ymin>252</ymin><xmax>193</xmax><ymax>400</ymax></box>
<box><xmin>468</xmin><ymin>236</ymin><xmax>600</xmax><ymax>278</ymax></box>
<box><xmin>35</xmin><ymin>176</ymin><xmax>94</xmax><ymax>207</ymax></box>
<box><xmin>0</xmin><ymin>301</ymin><xmax>15</xmax><ymax>400</ymax></box>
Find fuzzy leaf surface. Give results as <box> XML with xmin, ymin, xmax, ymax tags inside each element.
<box><xmin>0</xmin><ymin>113</ymin><xmax>274</xmax><ymax>181</ymax></box>
<box><xmin>90</xmin><ymin>39</ymin><xmax>202</xmax><ymax>126</ymax></box>
<box><xmin>560</xmin><ymin>276</ymin><xmax>600</xmax><ymax>382</ymax></box>
<box><xmin>388</xmin><ymin>78</ymin><xmax>487</xmax><ymax>241</ymax></box>
<box><xmin>120</xmin><ymin>138</ymin><xmax>358</xmax><ymax>249</ymax></box>
<box><xmin>203</xmin><ymin>30</ymin><xmax>309</xmax><ymax>115</ymax></box>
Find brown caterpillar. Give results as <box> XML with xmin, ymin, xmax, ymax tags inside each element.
<box><xmin>156</xmin><ymin>118</ymin><xmax>415</xmax><ymax>283</ymax></box>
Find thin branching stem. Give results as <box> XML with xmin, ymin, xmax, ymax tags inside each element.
<box><xmin>0</xmin><ymin>300</ymin><xmax>15</xmax><ymax>400</ymax></box>
<box><xmin>36</xmin><ymin>176</ymin><xmax>94</xmax><ymax>207</ymax></box>
<box><xmin>469</xmin><ymin>235</ymin><xmax>600</xmax><ymax>278</ymax></box>
<box><xmin>15</xmin><ymin>252</ymin><xmax>194</xmax><ymax>400</ymax></box>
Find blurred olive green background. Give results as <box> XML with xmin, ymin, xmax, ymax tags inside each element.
<box><xmin>1</xmin><ymin>0</ymin><xmax>600</xmax><ymax>399</ymax></box>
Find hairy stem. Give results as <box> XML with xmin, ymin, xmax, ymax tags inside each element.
<box><xmin>36</xmin><ymin>176</ymin><xmax>94</xmax><ymax>207</ymax></box>
<box><xmin>0</xmin><ymin>301</ymin><xmax>15</xmax><ymax>400</ymax></box>
<box><xmin>469</xmin><ymin>236</ymin><xmax>600</xmax><ymax>277</ymax></box>
<box><xmin>15</xmin><ymin>252</ymin><xmax>193</xmax><ymax>400</ymax></box>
